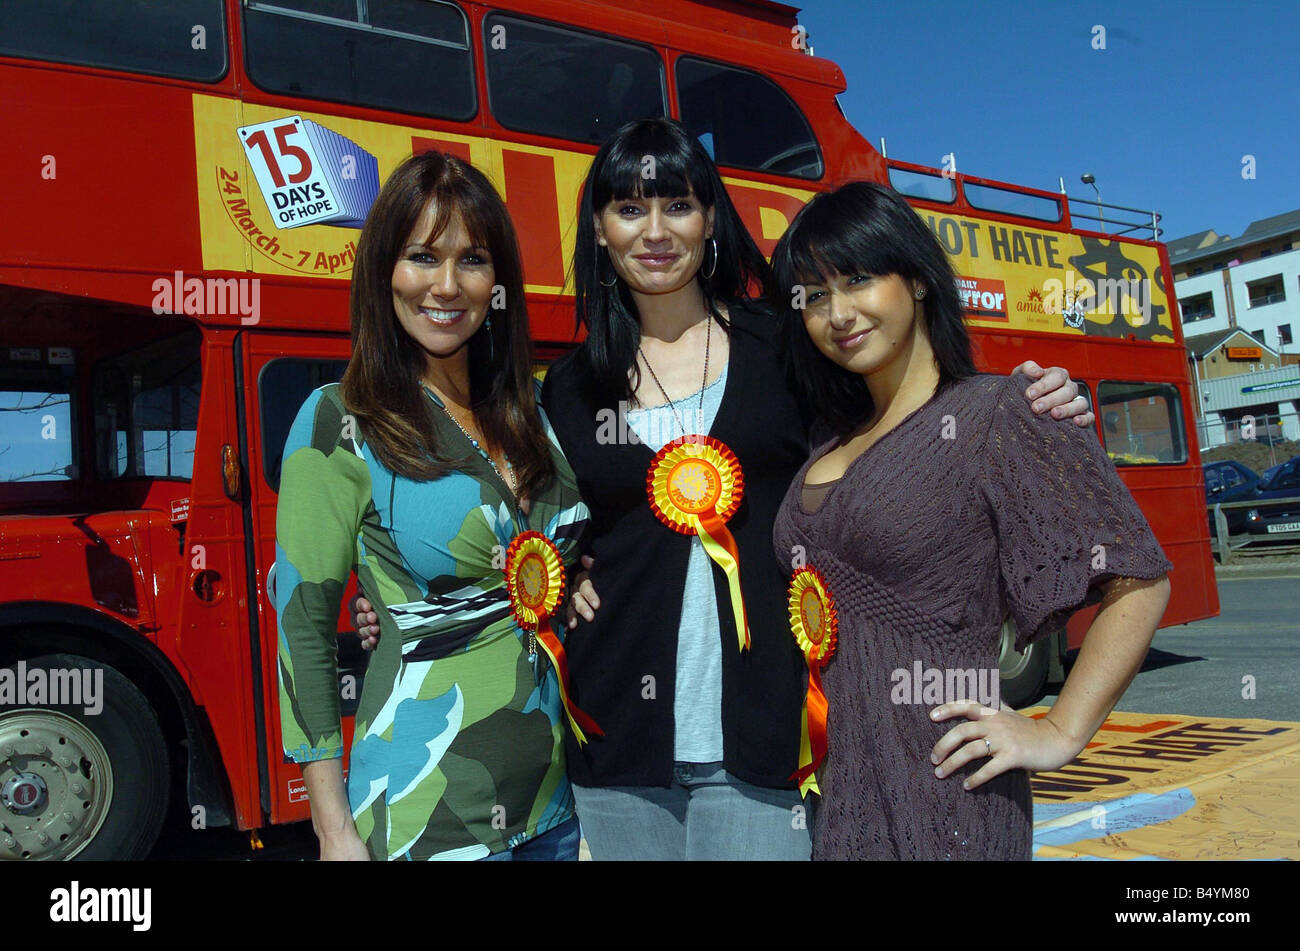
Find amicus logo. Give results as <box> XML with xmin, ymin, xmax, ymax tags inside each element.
<box><xmin>1017</xmin><ymin>287</ymin><xmax>1047</xmax><ymax>313</ymax></box>
<box><xmin>956</xmin><ymin>276</ymin><xmax>1007</xmax><ymax>320</ymax></box>
<box><xmin>236</xmin><ymin>115</ymin><xmax>379</xmax><ymax>230</ymax></box>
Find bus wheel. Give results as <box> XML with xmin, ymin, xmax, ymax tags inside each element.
<box><xmin>0</xmin><ymin>654</ymin><xmax>169</xmax><ymax>860</ymax></box>
<box><xmin>997</xmin><ymin>618</ymin><xmax>1050</xmax><ymax>709</ymax></box>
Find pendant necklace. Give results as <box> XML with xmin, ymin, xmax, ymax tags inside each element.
<box><xmin>637</xmin><ymin>312</ymin><xmax>711</xmax><ymax>439</ymax></box>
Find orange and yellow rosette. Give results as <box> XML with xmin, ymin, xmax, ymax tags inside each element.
<box><xmin>788</xmin><ymin>565</ymin><xmax>838</xmax><ymax>797</ymax></box>
<box><xmin>504</xmin><ymin>531</ymin><xmax>603</xmax><ymax>745</ymax></box>
<box><xmin>646</xmin><ymin>435</ymin><xmax>749</xmax><ymax>652</ymax></box>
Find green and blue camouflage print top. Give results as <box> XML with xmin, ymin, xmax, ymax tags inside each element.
<box><xmin>274</xmin><ymin>382</ymin><xmax>589</xmax><ymax>860</ymax></box>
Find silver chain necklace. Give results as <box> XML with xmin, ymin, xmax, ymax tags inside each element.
<box><xmin>422</xmin><ymin>385</ymin><xmax>517</xmax><ymax>494</ymax></box>
<box><xmin>637</xmin><ymin>314</ymin><xmax>712</xmax><ymax>438</ymax></box>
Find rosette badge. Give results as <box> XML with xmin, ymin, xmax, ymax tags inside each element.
<box><xmin>788</xmin><ymin>565</ymin><xmax>838</xmax><ymax>797</ymax></box>
<box><xmin>646</xmin><ymin>435</ymin><xmax>750</xmax><ymax>651</ymax></box>
<box><xmin>504</xmin><ymin>532</ymin><xmax>602</xmax><ymax>745</ymax></box>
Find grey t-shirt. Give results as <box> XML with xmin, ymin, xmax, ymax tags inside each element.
<box><xmin>623</xmin><ymin>363</ymin><xmax>728</xmax><ymax>763</ymax></box>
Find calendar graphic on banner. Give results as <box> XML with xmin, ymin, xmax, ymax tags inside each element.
<box><xmin>236</xmin><ymin>115</ymin><xmax>379</xmax><ymax>230</ymax></box>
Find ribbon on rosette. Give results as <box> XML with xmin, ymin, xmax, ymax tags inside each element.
<box><xmin>504</xmin><ymin>531</ymin><xmax>603</xmax><ymax>745</ymax></box>
<box><xmin>646</xmin><ymin>435</ymin><xmax>749</xmax><ymax>652</ymax></box>
<box><xmin>787</xmin><ymin>565</ymin><xmax>838</xmax><ymax>797</ymax></box>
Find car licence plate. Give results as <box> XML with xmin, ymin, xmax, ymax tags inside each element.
<box><xmin>1266</xmin><ymin>522</ymin><xmax>1300</xmax><ymax>533</ymax></box>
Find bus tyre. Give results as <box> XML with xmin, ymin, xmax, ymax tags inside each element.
<box><xmin>997</xmin><ymin>618</ymin><xmax>1050</xmax><ymax>709</ymax></box>
<box><xmin>0</xmin><ymin>654</ymin><xmax>169</xmax><ymax>860</ymax></box>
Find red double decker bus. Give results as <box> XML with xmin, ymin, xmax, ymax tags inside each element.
<box><xmin>0</xmin><ymin>0</ymin><xmax>1216</xmax><ymax>859</ymax></box>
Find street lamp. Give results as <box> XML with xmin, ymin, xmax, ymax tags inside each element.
<box><xmin>1080</xmin><ymin>173</ymin><xmax>1105</xmax><ymax>233</ymax></box>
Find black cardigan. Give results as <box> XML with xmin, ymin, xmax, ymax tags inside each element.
<box><xmin>541</xmin><ymin>299</ymin><xmax>813</xmax><ymax>788</ymax></box>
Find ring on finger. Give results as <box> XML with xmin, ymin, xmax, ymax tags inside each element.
<box><xmin>983</xmin><ymin>738</ymin><xmax>992</xmax><ymax>755</ymax></box>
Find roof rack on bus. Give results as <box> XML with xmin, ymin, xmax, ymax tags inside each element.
<box><xmin>1059</xmin><ymin>194</ymin><xmax>1164</xmax><ymax>242</ymax></box>
<box><xmin>883</xmin><ymin>157</ymin><xmax>1163</xmax><ymax>242</ymax></box>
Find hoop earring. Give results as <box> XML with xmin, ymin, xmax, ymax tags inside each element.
<box><xmin>597</xmin><ymin>243</ymin><xmax>619</xmax><ymax>288</ymax></box>
<box><xmin>701</xmin><ymin>237</ymin><xmax>718</xmax><ymax>280</ymax></box>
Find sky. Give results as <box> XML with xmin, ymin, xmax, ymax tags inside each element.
<box><xmin>798</xmin><ymin>0</ymin><xmax>1299</xmax><ymax>243</ymax></box>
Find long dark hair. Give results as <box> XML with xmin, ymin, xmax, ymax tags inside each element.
<box><xmin>340</xmin><ymin>151</ymin><xmax>555</xmax><ymax>497</ymax></box>
<box><xmin>771</xmin><ymin>181</ymin><xmax>977</xmax><ymax>436</ymax></box>
<box><xmin>572</xmin><ymin>117</ymin><xmax>774</xmax><ymax>401</ymax></box>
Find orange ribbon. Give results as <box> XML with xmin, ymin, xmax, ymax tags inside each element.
<box><xmin>504</xmin><ymin>531</ymin><xmax>603</xmax><ymax>745</ymax></box>
<box><xmin>646</xmin><ymin>436</ymin><xmax>750</xmax><ymax>651</ymax></box>
<box><xmin>787</xmin><ymin>565</ymin><xmax>838</xmax><ymax>796</ymax></box>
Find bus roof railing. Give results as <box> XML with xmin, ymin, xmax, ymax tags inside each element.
<box><xmin>884</xmin><ymin>157</ymin><xmax>1164</xmax><ymax>242</ymax></box>
<box><xmin>1061</xmin><ymin>196</ymin><xmax>1164</xmax><ymax>241</ymax></box>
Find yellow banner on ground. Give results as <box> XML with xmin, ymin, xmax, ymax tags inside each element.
<box><xmin>1025</xmin><ymin>709</ymin><xmax>1300</xmax><ymax>859</ymax></box>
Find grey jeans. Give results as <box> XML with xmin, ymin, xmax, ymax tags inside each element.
<box><xmin>572</xmin><ymin>762</ymin><xmax>813</xmax><ymax>861</ymax></box>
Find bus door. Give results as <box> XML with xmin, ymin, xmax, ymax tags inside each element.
<box><xmin>238</xmin><ymin>330</ymin><xmax>353</xmax><ymax>824</ymax></box>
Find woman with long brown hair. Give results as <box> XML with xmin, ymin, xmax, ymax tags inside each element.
<box><xmin>274</xmin><ymin>151</ymin><xmax>591</xmax><ymax>860</ymax></box>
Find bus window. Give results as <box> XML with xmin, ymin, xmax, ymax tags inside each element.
<box><xmin>1098</xmin><ymin>381</ymin><xmax>1187</xmax><ymax>466</ymax></box>
<box><xmin>1</xmin><ymin>0</ymin><xmax>227</xmax><ymax>81</ymax></box>
<box><xmin>259</xmin><ymin>358</ymin><xmax>349</xmax><ymax>492</ymax></box>
<box><xmin>484</xmin><ymin>14</ymin><xmax>666</xmax><ymax>145</ymax></box>
<box><xmin>243</xmin><ymin>0</ymin><xmax>475</xmax><ymax>121</ymax></box>
<box><xmin>0</xmin><ymin>385</ymin><xmax>75</xmax><ymax>483</ymax></box>
<box><xmin>963</xmin><ymin>182</ymin><xmax>1062</xmax><ymax>223</ymax></box>
<box><xmin>92</xmin><ymin>331</ymin><xmax>201</xmax><ymax>480</ymax></box>
<box><xmin>676</xmin><ymin>57</ymin><xmax>823</xmax><ymax>180</ymax></box>
<box><xmin>888</xmin><ymin>167</ymin><xmax>956</xmax><ymax>203</ymax></box>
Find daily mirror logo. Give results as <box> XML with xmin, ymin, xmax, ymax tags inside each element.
<box><xmin>237</xmin><ymin>115</ymin><xmax>379</xmax><ymax>230</ymax></box>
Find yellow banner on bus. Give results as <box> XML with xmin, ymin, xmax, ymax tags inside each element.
<box><xmin>1026</xmin><ymin>709</ymin><xmax>1300</xmax><ymax>859</ymax></box>
<box><xmin>918</xmin><ymin>211</ymin><xmax>1175</xmax><ymax>342</ymax></box>
<box><xmin>191</xmin><ymin>94</ymin><xmax>812</xmax><ymax>294</ymax></box>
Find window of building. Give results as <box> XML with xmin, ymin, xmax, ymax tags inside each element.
<box><xmin>92</xmin><ymin>329</ymin><xmax>202</xmax><ymax>480</ymax></box>
<box><xmin>1180</xmin><ymin>292</ymin><xmax>1214</xmax><ymax>322</ymax></box>
<box><xmin>1</xmin><ymin>0</ymin><xmax>227</xmax><ymax>81</ymax></box>
<box><xmin>1097</xmin><ymin>381</ymin><xmax>1187</xmax><ymax>466</ymax></box>
<box><xmin>676</xmin><ymin>58</ymin><xmax>823</xmax><ymax>179</ymax></box>
<box><xmin>244</xmin><ymin>1</ymin><xmax>475</xmax><ymax>121</ymax></box>
<box><xmin>484</xmin><ymin>15</ymin><xmax>665</xmax><ymax>146</ymax></box>
<box><xmin>1246</xmin><ymin>274</ymin><xmax>1285</xmax><ymax>308</ymax></box>
<box><xmin>1280</xmin><ymin>324</ymin><xmax>1294</xmax><ymax>347</ymax></box>
<box><xmin>258</xmin><ymin>358</ymin><xmax>349</xmax><ymax>491</ymax></box>
<box><xmin>1192</xmin><ymin>266</ymin><xmax>1204</xmax><ymax>275</ymax></box>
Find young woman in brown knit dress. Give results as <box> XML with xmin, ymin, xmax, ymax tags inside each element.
<box><xmin>771</xmin><ymin>182</ymin><xmax>1172</xmax><ymax>860</ymax></box>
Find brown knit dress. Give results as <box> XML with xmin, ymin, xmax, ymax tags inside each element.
<box><xmin>772</xmin><ymin>373</ymin><xmax>1172</xmax><ymax>860</ymax></box>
